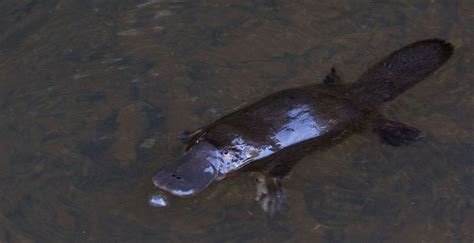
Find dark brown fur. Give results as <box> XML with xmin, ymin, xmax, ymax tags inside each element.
<box><xmin>189</xmin><ymin>39</ymin><xmax>453</xmax><ymax>175</ymax></box>
<box><xmin>153</xmin><ymin>40</ymin><xmax>453</xmax><ymax>212</ymax></box>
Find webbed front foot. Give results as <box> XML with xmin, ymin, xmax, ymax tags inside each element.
<box><xmin>255</xmin><ymin>174</ymin><xmax>288</xmax><ymax>217</ymax></box>
<box><xmin>178</xmin><ymin>128</ymin><xmax>203</xmax><ymax>144</ymax></box>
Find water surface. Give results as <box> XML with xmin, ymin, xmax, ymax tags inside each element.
<box><xmin>0</xmin><ymin>0</ymin><xmax>473</xmax><ymax>242</ymax></box>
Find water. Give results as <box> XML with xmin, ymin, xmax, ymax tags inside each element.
<box><xmin>0</xmin><ymin>0</ymin><xmax>473</xmax><ymax>242</ymax></box>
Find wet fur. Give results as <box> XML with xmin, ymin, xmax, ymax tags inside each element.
<box><xmin>187</xmin><ymin>39</ymin><xmax>453</xmax><ymax>176</ymax></box>
<box><xmin>156</xmin><ymin>39</ymin><xmax>453</xmax><ymax>213</ymax></box>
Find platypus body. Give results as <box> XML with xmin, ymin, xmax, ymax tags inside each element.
<box><xmin>153</xmin><ymin>39</ymin><xmax>453</xmax><ymax>214</ymax></box>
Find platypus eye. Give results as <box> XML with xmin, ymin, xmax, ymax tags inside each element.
<box><xmin>222</xmin><ymin>149</ymin><xmax>229</xmax><ymax>155</ymax></box>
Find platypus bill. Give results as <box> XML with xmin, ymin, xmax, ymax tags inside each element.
<box><xmin>152</xmin><ymin>39</ymin><xmax>453</xmax><ymax>215</ymax></box>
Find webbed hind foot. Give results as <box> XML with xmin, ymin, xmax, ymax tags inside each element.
<box><xmin>374</xmin><ymin>119</ymin><xmax>424</xmax><ymax>146</ymax></box>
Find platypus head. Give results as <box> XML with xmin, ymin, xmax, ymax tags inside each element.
<box><xmin>153</xmin><ymin>135</ymin><xmax>274</xmax><ymax>196</ymax></box>
<box><xmin>152</xmin><ymin>141</ymin><xmax>223</xmax><ymax>197</ymax></box>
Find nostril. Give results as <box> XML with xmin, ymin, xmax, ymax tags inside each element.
<box><xmin>171</xmin><ymin>174</ymin><xmax>176</xmax><ymax>177</ymax></box>
<box><xmin>176</xmin><ymin>176</ymin><xmax>182</xmax><ymax>180</ymax></box>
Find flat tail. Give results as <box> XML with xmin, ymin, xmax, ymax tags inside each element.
<box><xmin>351</xmin><ymin>39</ymin><xmax>454</xmax><ymax>106</ymax></box>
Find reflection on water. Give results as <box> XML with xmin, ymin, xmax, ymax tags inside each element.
<box><xmin>0</xmin><ymin>0</ymin><xmax>473</xmax><ymax>242</ymax></box>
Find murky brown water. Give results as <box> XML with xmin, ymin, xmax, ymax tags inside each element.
<box><xmin>0</xmin><ymin>0</ymin><xmax>473</xmax><ymax>242</ymax></box>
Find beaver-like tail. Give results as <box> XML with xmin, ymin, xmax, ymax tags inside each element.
<box><xmin>351</xmin><ymin>39</ymin><xmax>454</xmax><ymax>106</ymax></box>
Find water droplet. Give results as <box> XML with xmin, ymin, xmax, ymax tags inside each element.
<box><xmin>148</xmin><ymin>192</ymin><xmax>169</xmax><ymax>208</ymax></box>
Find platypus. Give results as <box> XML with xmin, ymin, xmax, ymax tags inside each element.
<box><xmin>152</xmin><ymin>39</ymin><xmax>453</xmax><ymax>214</ymax></box>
